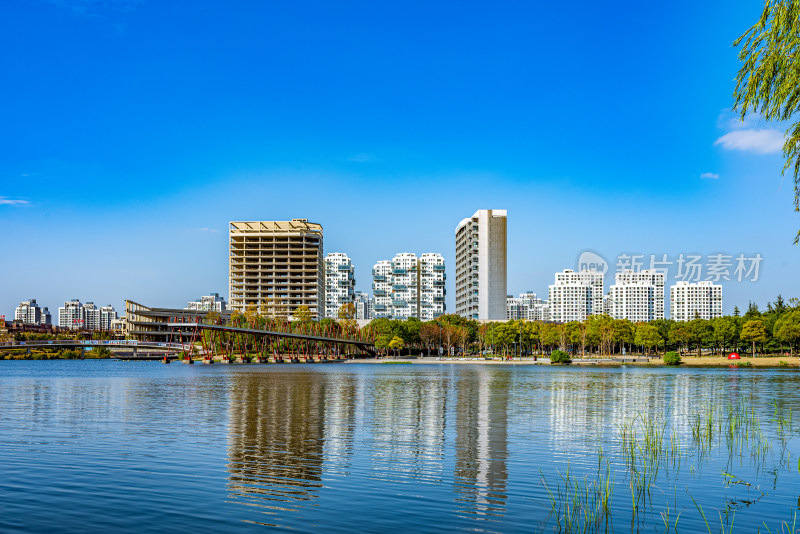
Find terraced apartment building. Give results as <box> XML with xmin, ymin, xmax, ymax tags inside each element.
<box><xmin>229</xmin><ymin>220</ymin><xmax>324</xmax><ymax>320</ymax></box>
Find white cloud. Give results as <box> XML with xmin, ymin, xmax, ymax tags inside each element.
<box><xmin>0</xmin><ymin>197</ymin><xmax>29</xmax><ymax>206</ymax></box>
<box><xmin>700</xmin><ymin>172</ymin><xmax>719</xmax><ymax>180</ymax></box>
<box><xmin>198</xmin><ymin>227</ymin><xmax>218</xmax><ymax>233</ymax></box>
<box><xmin>714</xmin><ymin>129</ymin><xmax>785</xmax><ymax>154</ymax></box>
<box><xmin>717</xmin><ymin>111</ymin><xmax>764</xmax><ymax>130</ymax></box>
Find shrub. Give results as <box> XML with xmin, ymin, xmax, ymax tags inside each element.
<box><xmin>550</xmin><ymin>350</ymin><xmax>571</xmax><ymax>364</ymax></box>
<box><xmin>663</xmin><ymin>351</ymin><xmax>681</xmax><ymax>366</ymax></box>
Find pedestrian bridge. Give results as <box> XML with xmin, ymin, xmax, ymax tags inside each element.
<box><xmin>0</xmin><ymin>339</ymin><xmax>193</xmax><ymax>357</ymax></box>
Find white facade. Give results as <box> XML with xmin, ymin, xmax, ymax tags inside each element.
<box><xmin>59</xmin><ymin>299</ymin><xmax>85</xmax><ymax>329</ymax></box>
<box><xmin>455</xmin><ymin>209</ymin><xmax>507</xmax><ymax>320</ymax></box>
<box><xmin>548</xmin><ymin>269</ymin><xmax>604</xmax><ymax>322</ymax></box>
<box><xmin>371</xmin><ymin>253</ymin><xmax>446</xmax><ymax>321</ymax></box>
<box><xmin>372</xmin><ymin>260</ymin><xmax>392</xmax><ymax>319</ymax></box>
<box><xmin>506</xmin><ymin>292</ymin><xmax>550</xmax><ymax>321</ymax></box>
<box><xmin>324</xmin><ymin>253</ymin><xmax>356</xmax><ymax>318</ymax></box>
<box><xmin>607</xmin><ymin>270</ymin><xmax>665</xmax><ymax>322</ymax></box>
<box><xmin>186</xmin><ymin>293</ymin><xmax>227</xmax><ymax>313</ymax></box>
<box><xmin>670</xmin><ymin>281</ymin><xmax>722</xmax><ymax>321</ymax></box>
<box><xmin>15</xmin><ymin>299</ymin><xmax>51</xmax><ymax>325</ymax></box>
<box><xmin>58</xmin><ymin>300</ymin><xmax>118</xmax><ymax>330</ymax></box>
<box><xmin>354</xmin><ymin>291</ymin><xmax>373</xmax><ymax>320</ymax></box>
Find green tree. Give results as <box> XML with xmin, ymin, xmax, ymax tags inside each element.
<box><xmin>634</xmin><ymin>323</ymin><xmax>663</xmax><ymax>354</ymax></box>
<box><xmin>774</xmin><ymin>310</ymin><xmax>800</xmax><ymax>355</ymax></box>
<box><xmin>734</xmin><ymin>0</ymin><xmax>800</xmax><ymax>243</ymax></box>
<box><xmin>689</xmin><ymin>318</ymin><xmax>714</xmax><ymax>356</ymax></box>
<box><xmin>388</xmin><ymin>336</ymin><xmax>405</xmax><ymax>357</ymax></box>
<box><xmin>669</xmin><ymin>323</ymin><xmax>692</xmax><ymax>353</ymax></box>
<box><xmin>612</xmin><ymin>319</ymin><xmax>635</xmax><ymax>354</ymax></box>
<box><xmin>741</xmin><ymin>318</ymin><xmax>768</xmax><ymax>357</ymax></box>
<box><xmin>494</xmin><ymin>323</ymin><xmax>516</xmax><ymax>355</ymax></box>
<box><xmin>419</xmin><ymin>322</ymin><xmax>440</xmax><ymax>356</ymax></box>
<box><xmin>294</xmin><ymin>305</ymin><xmax>312</xmax><ymax>323</ymax></box>
<box><xmin>540</xmin><ymin>322</ymin><xmax>561</xmax><ymax>353</ymax></box>
<box><xmin>650</xmin><ymin>319</ymin><xmax>674</xmax><ymax>353</ymax></box>
<box><xmin>403</xmin><ymin>317</ymin><xmax>422</xmax><ymax>347</ymax></box>
<box><xmin>711</xmin><ymin>316</ymin><xmax>740</xmax><ymax>353</ymax></box>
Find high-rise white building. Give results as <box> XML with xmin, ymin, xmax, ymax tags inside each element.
<box><xmin>455</xmin><ymin>209</ymin><xmax>507</xmax><ymax>320</ymax></box>
<box><xmin>58</xmin><ymin>300</ymin><xmax>118</xmax><ymax>330</ymax></box>
<box><xmin>371</xmin><ymin>253</ymin><xmax>446</xmax><ymax>321</ymax></box>
<box><xmin>83</xmin><ymin>302</ymin><xmax>119</xmax><ymax>331</ymax></box>
<box><xmin>59</xmin><ymin>299</ymin><xmax>85</xmax><ymax>329</ymax></box>
<box><xmin>548</xmin><ymin>269</ymin><xmax>604</xmax><ymax>322</ymax></box>
<box><xmin>186</xmin><ymin>293</ymin><xmax>227</xmax><ymax>313</ymax></box>
<box><xmin>506</xmin><ymin>292</ymin><xmax>550</xmax><ymax>321</ymax></box>
<box><xmin>354</xmin><ymin>291</ymin><xmax>373</xmax><ymax>320</ymax></box>
<box><xmin>14</xmin><ymin>299</ymin><xmax>51</xmax><ymax>325</ymax></box>
<box><xmin>324</xmin><ymin>253</ymin><xmax>356</xmax><ymax>318</ymax></box>
<box><xmin>372</xmin><ymin>260</ymin><xmax>392</xmax><ymax>319</ymax></box>
<box><xmin>229</xmin><ymin>220</ymin><xmax>324</xmax><ymax>320</ymax></box>
<box><xmin>607</xmin><ymin>270</ymin><xmax>665</xmax><ymax>322</ymax></box>
<box><xmin>670</xmin><ymin>281</ymin><xmax>722</xmax><ymax>321</ymax></box>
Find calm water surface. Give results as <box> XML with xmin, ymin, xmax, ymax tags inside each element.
<box><xmin>2</xmin><ymin>361</ymin><xmax>800</xmax><ymax>532</ymax></box>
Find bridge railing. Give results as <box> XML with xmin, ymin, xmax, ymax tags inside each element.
<box><xmin>0</xmin><ymin>340</ymin><xmax>193</xmax><ymax>350</ymax></box>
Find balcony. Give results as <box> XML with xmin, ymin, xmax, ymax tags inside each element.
<box><xmin>433</xmin><ymin>265</ymin><xmax>445</xmax><ymax>271</ymax></box>
<box><xmin>392</xmin><ymin>268</ymin><xmax>407</xmax><ymax>275</ymax></box>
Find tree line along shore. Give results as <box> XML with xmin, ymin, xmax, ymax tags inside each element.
<box><xmin>2</xmin><ymin>297</ymin><xmax>798</xmax><ymax>363</ymax></box>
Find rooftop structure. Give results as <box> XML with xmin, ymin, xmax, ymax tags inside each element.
<box><xmin>229</xmin><ymin>220</ymin><xmax>324</xmax><ymax>320</ymax></box>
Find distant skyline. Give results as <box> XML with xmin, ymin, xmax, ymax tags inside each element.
<box><xmin>1</xmin><ymin>0</ymin><xmax>798</xmax><ymax>318</ymax></box>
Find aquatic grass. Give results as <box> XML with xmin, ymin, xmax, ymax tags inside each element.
<box><xmin>543</xmin><ymin>397</ymin><xmax>800</xmax><ymax>532</ymax></box>
<box><xmin>761</xmin><ymin>511</ymin><xmax>799</xmax><ymax>533</ymax></box>
<box><xmin>539</xmin><ymin>460</ymin><xmax>614</xmax><ymax>533</ymax></box>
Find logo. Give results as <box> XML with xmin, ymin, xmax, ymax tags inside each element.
<box><xmin>577</xmin><ymin>251</ymin><xmax>608</xmax><ymax>275</ymax></box>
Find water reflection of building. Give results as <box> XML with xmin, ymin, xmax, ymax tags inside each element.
<box><xmin>454</xmin><ymin>367</ymin><xmax>508</xmax><ymax>519</ymax></box>
<box><xmin>322</xmin><ymin>373</ymin><xmax>359</xmax><ymax>474</ymax></box>
<box><xmin>226</xmin><ymin>371</ymin><xmax>328</xmax><ymax>517</ymax></box>
<box><xmin>369</xmin><ymin>372</ymin><xmax>448</xmax><ymax>483</ymax></box>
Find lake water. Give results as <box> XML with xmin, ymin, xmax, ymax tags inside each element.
<box><xmin>2</xmin><ymin>360</ymin><xmax>800</xmax><ymax>532</ymax></box>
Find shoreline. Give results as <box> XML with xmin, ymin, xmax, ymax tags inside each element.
<box><xmin>348</xmin><ymin>355</ymin><xmax>800</xmax><ymax>367</ymax></box>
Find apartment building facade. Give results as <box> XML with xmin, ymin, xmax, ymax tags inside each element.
<box><xmin>14</xmin><ymin>299</ymin><xmax>52</xmax><ymax>325</ymax></box>
<box><xmin>548</xmin><ymin>269</ymin><xmax>604</xmax><ymax>322</ymax></box>
<box><xmin>354</xmin><ymin>291</ymin><xmax>373</xmax><ymax>320</ymax></box>
<box><xmin>670</xmin><ymin>281</ymin><xmax>723</xmax><ymax>321</ymax></box>
<box><xmin>58</xmin><ymin>300</ymin><xmax>118</xmax><ymax>330</ymax></box>
<box><xmin>506</xmin><ymin>292</ymin><xmax>551</xmax><ymax>321</ymax></box>
<box><xmin>455</xmin><ymin>209</ymin><xmax>507</xmax><ymax>320</ymax></box>
<box><xmin>186</xmin><ymin>293</ymin><xmax>227</xmax><ymax>313</ymax></box>
<box><xmin>371</xmin><ymin>253</ymin><xmax>446</xmax><ymax>321</ymax></box>
<box><xmin>229</xmin><ymin>219</ymin><xmax>324</xmax><ymax>320</ymax></box>
<box><xmin>324</xmin><ymin>252</ymin><xmax>356</xmax><ymax>318</ymax></box>
<box><xmin>607</xmin><ymin>270</ymin><xmax>665</xmax><ymax>322</ymax></box>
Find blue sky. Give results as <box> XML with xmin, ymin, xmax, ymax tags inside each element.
<box><xmin>1</xmin><ymin>0</ymin><xmax>798</xmax><ymax>318</ymax></box>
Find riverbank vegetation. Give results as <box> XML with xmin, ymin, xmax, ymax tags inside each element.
<box><xmin>368</xmin><ymin>296</ymin><xmax>800</xmax><ymax>358</ymax></box>
<box><xmin>538</xmin><ymin>396</ymin><xmax>800</xmax><ymax>532</ymax></box>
